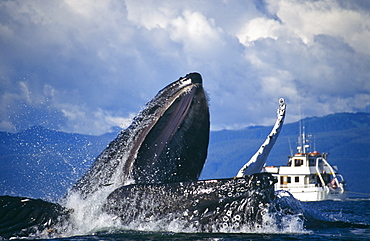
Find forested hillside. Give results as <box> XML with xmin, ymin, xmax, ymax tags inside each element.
<box><xmin>1</xmin><ymin>113</ymin><xmax>369</xmax><ymax>200</ymax></box>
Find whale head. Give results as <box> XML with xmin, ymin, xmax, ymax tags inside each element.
<box><xmin>70</xmin><ymin>73</ymin><xmax>210</xmax><ymax>197</ymax></box>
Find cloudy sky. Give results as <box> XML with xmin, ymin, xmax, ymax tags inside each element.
<box><xmin>1</xmin><ymin>0</ymin><xmax>370</xmax><ymax>135</ymax></box>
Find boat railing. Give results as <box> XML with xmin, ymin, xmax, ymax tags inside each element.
<box><xmin>315</xmin><ymin>157</ymin><xmax>327</xmax><ymax>188</ymax></box>
<box><xmin>278</xmin><ymin>183</ymin><xmax>325</xmax><ymax>189</ymax></box>
<box><xmin>322</xmin><ymin>157</ymin><xmax>345</xmax><ymax>190</ymax></box>
<box><xmin>336</xmin><ymin>174</ymin><xmax>345</xmax><ymax>183</ymax></box>
<box><xmin>316</xmin><ymin>157</ymin><xmax>345</xmax><ymax>193</ymax></box>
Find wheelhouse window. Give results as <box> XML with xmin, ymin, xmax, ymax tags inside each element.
<box><xmin>295</xmin><ymin>176</ymin><xmax>299</xmax><ymax>183</ymax></box>
<box><xmin>309</xmin><ymin>159</ymin><xmax>315</xmax><ymax>166</ymax></box>
<box><xmin>294</xmin><ymin>159</ymin><xmax>303</xmax><ymax>166</ymax></box>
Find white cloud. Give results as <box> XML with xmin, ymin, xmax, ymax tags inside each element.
<box><xmin>236</xmin><ymin>0</ymin><xmax>370</xmax><ymax>54</ymax></box>
<box><xmin>236</xmin><ymin>17</ymin><xmax>282</xmax><ymax>45</ymax></box>
<box><xmin>125</xmin><ymin>0</ymin><xmax>175</xmax><ymax>30</ymax></box>
<box><xmin>0</xmin><ymin>0</ymin><xmax>369</xmax><ymax>135</ymax></box>
<box><xmin>59</xmin><ymin>104</ymin><xmax>134</xmax><ymax>135</ymax></box>
<box><xmin>64</xmin><ymin>0</ymin><xmax>111</xmax><ymax>19</ymax></box>
<box><xmin>266</xmin><ymin>0</ymin><xmax>370</xmax><ymax>54</ymax></box>
<box><xmin>170</xmin><ymin>11</ymin><xmax>224</xmax><ymax>49</ymax></box>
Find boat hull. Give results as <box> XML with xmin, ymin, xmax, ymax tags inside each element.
<box><xmin>273</xmin><ymin>183</ymin><xmax>347</xmax><ymax>202</ymax></box>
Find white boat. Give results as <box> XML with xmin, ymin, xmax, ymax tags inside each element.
<box><xmin>264</xmin><ymin>131</ymin><xmax>347</xmax><ymax>202</ymax></box>
<box><xmin>236</xmin><ymin>98</ymin><xmax>347</xmax><ymax>202</ymax></box>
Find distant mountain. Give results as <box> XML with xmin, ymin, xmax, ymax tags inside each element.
<box><xmin>1</xmin><ymin>112</ymin><xmax>369</xmax><ymax>200</ymax></box>
<box><xmin>0</xmin><ymin>126</ymin><xmax>118</xmax><ymax>200</ymax></box>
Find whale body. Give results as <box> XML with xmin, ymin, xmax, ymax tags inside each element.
<box><xmin>104</xmin><ymin>173</ymin><xmax>276</xmax><ymax>232</ymax></box>
<box><xmin>0</xmin><ymin>73</ymin><xmax>286</xmax><ymax>239</ymax></box>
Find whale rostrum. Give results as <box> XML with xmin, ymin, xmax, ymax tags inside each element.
<box><xmin>70</xmin><ymin>72</ymin><xmax>210</xmax><ymax>198</ymax></box>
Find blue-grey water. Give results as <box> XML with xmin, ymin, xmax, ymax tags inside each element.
<box><xmin>17</xmin><ymin>198</ymin><xmax>369</xmax><ymax>241</ymax></box>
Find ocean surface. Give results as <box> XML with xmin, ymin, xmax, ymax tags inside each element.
<box><xmin>5</xmin><ymin>198</ymin><xmax>368</xmax><ymax>241</ymax></box>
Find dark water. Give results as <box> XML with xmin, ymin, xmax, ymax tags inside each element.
<box><xmin>17</xmin><ymin>198</ymin><xmax>369</xmax><ymax>241</ymax></box>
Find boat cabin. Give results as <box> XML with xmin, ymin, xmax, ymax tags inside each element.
<box><xmin>264</xmin><ymin>133</ymin><xmax>346</xmax><ymax>201</ymax></box>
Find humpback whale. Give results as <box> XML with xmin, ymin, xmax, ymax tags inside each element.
<box><xmin>70</xmin><ymin>72</ymin><xmax>210</xmax><ymax>198</ymax></box>
<box><xmin>0</xmin><ymin>73</ymin><xmax>287</xmax><ymax>239</ymax></box>
<box><xmin>104</xmin><ymin>173</ymin><xmax>276</xmax><ymax>232</ymax></box>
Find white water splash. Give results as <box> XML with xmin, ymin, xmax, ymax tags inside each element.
<box><xmin>49</xmin><ymin>188</ymin><xmax>307</xmax><ymax>238</ymax></box>
<box><xmin>57</xmin><ymin>189</ymin><xmax>120</xmax><ymax>237</ymax></box>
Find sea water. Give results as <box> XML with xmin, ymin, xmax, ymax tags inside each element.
<box><xmin>24</xmin><ymin>197</ymin><xmax>370</xmax><ymax>240</ymax></box>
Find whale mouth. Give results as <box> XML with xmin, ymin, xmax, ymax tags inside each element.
<box><xmin>71</xmin><ymin>73</ymin><xmax>210</xmax><ymax>196</ymax></box>
<box><xmin>130</xmin><ymin>73</ymin><xmax>209</xmax><ymax>184</ymax></box>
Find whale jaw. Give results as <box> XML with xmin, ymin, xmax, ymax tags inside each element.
<box><xmin>132</xmin><ymin>74</ymin><xmax>209</xmax><ymax>184</ymax></box>
<box><xmin>70</xmin><ymin>73</ymin><xmax>210</xmax><ymax>197</ymax></box>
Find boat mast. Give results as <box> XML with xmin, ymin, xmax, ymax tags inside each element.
<box><xmin>297</xmin><ymin>125</ymin><xmax>310</xmax><ymax>154</ymax></box>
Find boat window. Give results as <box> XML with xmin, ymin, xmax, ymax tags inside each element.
<box><xmin>309</xmin><ymin>175</ymin><xmax>316</xmax><ymax>184</ymax></box>
<box><xmin>295</xmin><ymin>176</ymin><xmax>299</xmax><ymax>183</ymax></box>
<box><xmin>287</xmin><ymin>176</ymin><xmax>291</xmax><ymax>183</ymax></box>
<box><xmin>309</xmin><ymin>159</ymin><xmax>315</xmax><ymax>166</ymax></box>
<box><xmin>294</xmin><ymin>159</ymin><xmax>303</xmax><ymax>166</ymax></box>
<box><xmin>323</xmin><ymin>174</ymin><xmax>330</xmax><ymax>185</ymax></box>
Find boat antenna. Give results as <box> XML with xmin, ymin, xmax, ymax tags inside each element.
<box><xmin>297</xmin><ymin>120</ymin><xmax>304</xmax><ymax>154</ymax></box>
<box><xmin>297</xmin><ymin>100</ymin><xmax>311</xmax><ymax>154</ymax></box>
<box><xmin>300</xmin><ymin>125</ymin><xmax>312</xmax><ymax>154</ymax></box>
<box><xmin>297</xmin><ymin>98</ymin><xmax>303</xmax><ymax>153</ymax></box>
<box><xmin>288</xmin><ymin>137</ymin><xmax>293</xmax><ymax>156</ymax></box>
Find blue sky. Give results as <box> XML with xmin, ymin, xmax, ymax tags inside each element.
<box><xmin>1</xmin><ymin>0</ymin><xmax>370</xmax><ymax>135</ymax></box>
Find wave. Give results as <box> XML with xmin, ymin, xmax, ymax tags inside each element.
<box><xmin>301</xmin><ymin>199</ymin><xmax>370</xmax><ymax>231</ymax></box>
<box><xmin>3</xmin><ymin>189</ymin><xmax>369</xmax><ymax>239</ymax></box>
<box><xmin>0</xmin><ymin>182</ymin><xmax>308</xmax><ymax>239</ymax></box>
